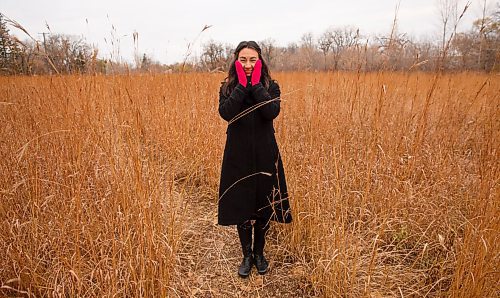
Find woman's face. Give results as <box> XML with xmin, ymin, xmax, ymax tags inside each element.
<box><xmin>237</xmin><ymin>47</ymin><xmax>259</xmax><ymax>76</ymax></box>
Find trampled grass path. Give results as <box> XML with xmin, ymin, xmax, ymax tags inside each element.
<box><xmin>169</xmin><ymin>192</ymin><xmax>311</xmax><ymax>297</ymax></box>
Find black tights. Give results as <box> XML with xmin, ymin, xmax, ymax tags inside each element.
<box><xmin>236</xmin><ymin>217</ymin><xmax>270</xmax><ymax>256</ymax></box>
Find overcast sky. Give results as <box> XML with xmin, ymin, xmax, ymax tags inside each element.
<box><xmin>2</xmin><ymin>0</ymin><xmax>496</xmax><ymax>64</ymax></box>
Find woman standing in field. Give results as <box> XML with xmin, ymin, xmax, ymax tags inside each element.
<box><xmin>218</xmin><ymin>41</ymin><xmax>292</xmax><ymax>278</ymax></box>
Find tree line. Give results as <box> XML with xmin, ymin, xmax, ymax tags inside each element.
<box><xmin>1</xmin><ymin>4</ymin><xmax>498</xmax><ymax>75</ymax></box>
<box><xmin>196</xmin><ymin>3</ymin><xmax>498</xmax><ymax>73</ymax></box>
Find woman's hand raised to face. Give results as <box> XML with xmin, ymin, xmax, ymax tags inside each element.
<box><xmin>235</xmin><ymin>60</ymin><xmax>247</xmax><ymax>87</ymax></box>
<box><xmin>251</xmin><ymin>60</ymin><xmax>262</xmax><ymax>86</ymax></box>
<box><xmin>235</xmin><ymin>60</ymin><xmax>261</xmax><ymax>87</ymax></box>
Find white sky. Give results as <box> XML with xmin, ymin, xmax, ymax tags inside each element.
<box><xmin>2</xmin><ymin>0</ymin><xmax>496</xmax><ymax>64</ymax></box>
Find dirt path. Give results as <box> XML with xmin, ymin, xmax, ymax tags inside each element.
<box><xmin>169</xmin><ymin>191</ymin><xmax>311</xmax><ymax>297</ymax></box>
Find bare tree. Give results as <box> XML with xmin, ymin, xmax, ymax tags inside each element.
<box><xmin>473</xmin><ymin>5</ymin><xmax>499</xmax><ymax>70</ymax></box>
<box><xmin>317</xmin><ymin>30</ymin><xmax>334</xmax><ymax>70</ymax></box>
<box><xmin>300</xmin><ymin>32</ymin><xmax>315</xmax><ymax>70</ymax></box>
<box><xmin>331</xmin><ymin>26</ymin><xmax>360</xmax><ymax>70</ymax></box>
<box><xmin>201</xmin><ymin>40</ymin><xmax>228</xmax><ymax>71</ymax></box>
<box><xmin>475</xmin><ymin>0</ymin><xmax>499</xmax><ymax>69</ymax></box>
<box><xmin>452</xmin><ymin>32</ymin><xmax>477</xmax><ymax>69</ymax></box>
<box><xmin>376</xmin><ymin>32</ymin><xmax>413</xmax><ymax>70</ymax></box>
<box><xmin>272</xmin><ymin>42</ymin><xmax>301</xmax><ymax>71</ymax></box>
<box><xmin>300</xmin><ymin>32</ymin><xmax>315</xmax><ymax>49</ymax></box>
<box><xmin>41</xmin><ymin>34</ymin><xmax>93</xmax><ymax>73</ymax></box>
<box><xmin>437</xmin><ymin>0</ymin><xmax>458</xmax><ymax>51</ymax></box>
<box><xmin>436</xmin><ymin>0</ymin><xmax>472</xmax><ymax>70</ymax></box>
<box><xmin>259</xmin><ymin>38</ymin><xmax>276</xmax><ymax>67</ymax></box>
<box><xmin>286</xmin><ymin>42</ymin><xmax>298</xmax><ymax>54</ymax></box>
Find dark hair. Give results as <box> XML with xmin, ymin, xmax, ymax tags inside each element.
<box><xmin>221</xmin><ymin>41</ymin><xmax>272</xmax><ymax>97</ymax></box>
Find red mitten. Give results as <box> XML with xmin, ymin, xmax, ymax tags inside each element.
<box><xmin>251</xmin><ymin>60</ymin><xmax>262</xmax><ymax>86</ymax></box>
<box><xmin>235</xmin><ymin>60</ymin><xmax>247</xmax><ymax>87</ymax></box>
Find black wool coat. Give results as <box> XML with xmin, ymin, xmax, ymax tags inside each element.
<box><xmin>218</xmin><ymin>80</ymin><xmax>292</xmax><ymax>226</ymax></box>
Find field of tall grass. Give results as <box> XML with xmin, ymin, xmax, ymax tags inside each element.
<box><xmin>0</xmin><ymin>71</ymin><xmax>498</xmax><ymax>297</ymax></box>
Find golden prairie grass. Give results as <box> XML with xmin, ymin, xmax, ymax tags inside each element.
<box><xmin>0</xmin><ymin>72</ymin><xmax>498</xmax><ymax>297</ymax></box>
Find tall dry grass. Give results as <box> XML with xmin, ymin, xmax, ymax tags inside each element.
<box><xmin>277</xmin><ymin>72</ymin><xmax>498</xmax><ymax>297</ymax></box>
<box><xmin>0</xmin><ymin>72</ymin><xmax>498</xmax><ymax>297</ymax></box>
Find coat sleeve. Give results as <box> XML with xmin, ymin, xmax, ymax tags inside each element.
<box><xmin>250</xmin><ymin>80</ymin><xmax>281</xmax><ymax>120</ymax></box>
<box><xmin>218</xmin><ymin>83</ymin><xmax>247</xmax><ymax>122</ymax></box>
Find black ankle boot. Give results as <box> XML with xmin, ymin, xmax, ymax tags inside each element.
<box><xmin>253</xmin><ymin>219</ymin><xmax>270</xmax><ymax>274</ymax></box>
<box><xmin>237</xmin><ymin>221</ymin><xmax>253</xmax><ymax>278</ymax></box>
<box><xmin>253</xmin><ymin>254</ymin><xmax>268</xmax><ymax>275</ymax></box>
<box><xmin>238</xmin><ymin>250</ymin><xmax>253</xmax><ymax>278</ymax></box>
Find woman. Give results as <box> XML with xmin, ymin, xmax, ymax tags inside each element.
<box><xmin>218</xmin><ymin>41</ymin><xmax>292</xmax><ymax>278</ymax></box>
